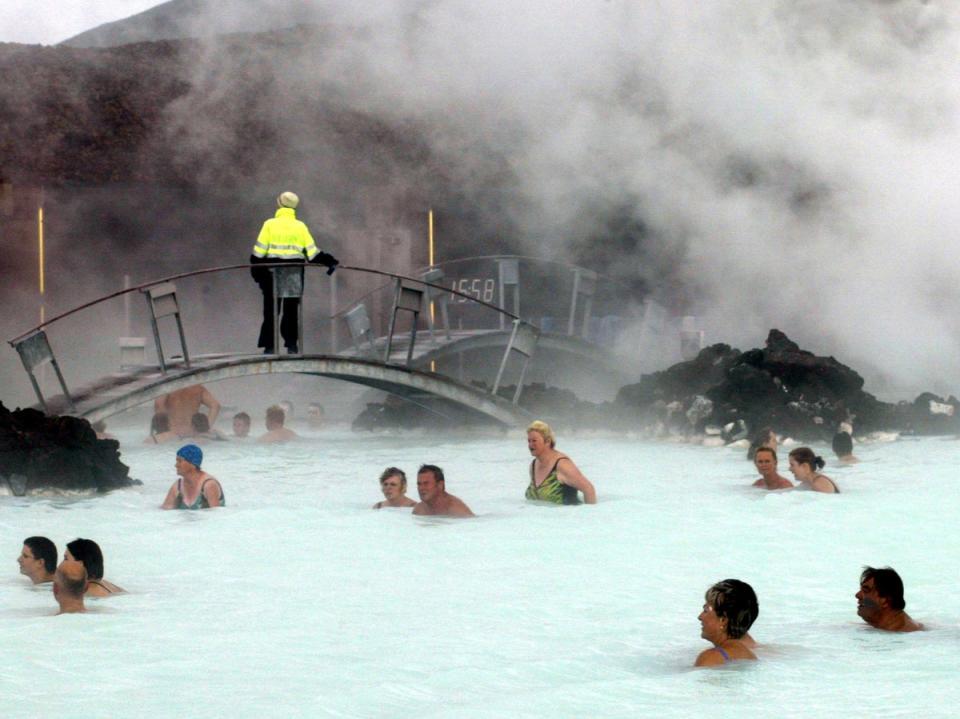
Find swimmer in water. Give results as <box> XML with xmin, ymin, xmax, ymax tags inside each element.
<box><xmin>412</xmin><ymin>465</ymin><xmax>474</xmax><ymax>517</ymax></box>
<box><xmin>525</xmin><ymin>420</ymin><xmax>597</xmax><ymax>504</ymax></box>
<box><xmin>161</xmin><ymin>444</ymin><xmax>225</xmax><ymax>510</ymax></box>
<box><xmin>145</xmin><ymin>412</ymin><xmax>178</xmax><ymax>445</ymax></box>
<box><xmin>832</xmin><ymin>431</ymin><xmax>860</xmax><ymax>464</ymax></box>
<box><xmin>788</xmin><ymin>447</ymin><xmax>839</xmax><ymax>493</ymax></box>
<box><xmin>53</xmin><ymin>560</ymin><xmax>87</xmax><ymax>615</ymax></box>
<box><xmin>154</xmin><ymin>384</ymin><xmax>221</xmax><ymax>437</ymax></box>
<box><xmin>65</xmin><ymin>538</ymin><xmax>124</xmax><ymax>597</ymax></box>
<box><xmin>746</xmin><ymin>427</ymin><xmax>777</xmax><ymax>461</ymax></box>
<box><xmin>856</xmin><ymin>566</ymin><xmax>923</xmax><ymax>632</ymax></box>
<box><xmin>232</xmin><ymin>412</ymin><xmax>251</xmax><ymax>438</ymax></box>
<box><xmin>751</xmin><ymin>447</ymin><xmax>793</xmax><ymax>490</ymax></box>
<box><xmin>257</xmin><ymin>405</ymin><xmax>298</xmax><ymax>443</ymax></box>
<box><xmin>18</xmin><ymin>536</ymin><xmax>57</xmax><ymax>585</ymax></box>
<box><xmin>373</xmin><ymin>467</ymin><xmax>416</xmax><ymax>509</ymax></box>
<box><xmin>695</xmin><ymin>579</ymin><xmax>759</xmax><ymax>667</ymax></box>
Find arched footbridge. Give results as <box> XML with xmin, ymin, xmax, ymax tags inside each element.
<box><xmin>8</xmin><ymin>261</ymin><xmax>635</xmax><ymax>428</ymax></box>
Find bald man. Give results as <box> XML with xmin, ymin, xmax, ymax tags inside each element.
<box><xmin>53</xmin><ymin>560</ymin><xmax>87</xmax><ymax>615</ymax></box>
<box><xmin>154</xmin><ymin>384</ymin><xmax>221</xmax><ymax>437</ymax></box>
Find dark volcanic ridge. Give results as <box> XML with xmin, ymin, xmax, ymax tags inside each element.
<box><xmin>354</xmin><ymin>329</ymin><xmax>960</xmax><ymax>440</ymax></box>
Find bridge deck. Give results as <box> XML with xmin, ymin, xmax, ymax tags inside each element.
<box><xmin>48</xmin><ymin>352</ymin><xmax>532</xmax><ymax>428</ymax></box>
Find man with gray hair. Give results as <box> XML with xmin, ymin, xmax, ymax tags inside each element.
<box><xmin>250</xmin><ymin>191</ymin><xmax>339</xmax><ymax>354</ymax></box>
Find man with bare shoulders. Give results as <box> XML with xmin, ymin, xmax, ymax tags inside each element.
<box><xmin>154</xmin><ymin>384</ymin><xmax>221</xmax><ymax>437</ymax></box>
<box><xmin>751</xmin><ymin>447</ymin><xmax>794</xmax><ymax>490</ymax></box>
<box><xmin>412</xmin><ymin>465</ymin><xmax>474</xmax><ymax>517</ymax></box>
<box><xmin>856</xmin><ymin>566</ymin><xmax>923</xmax><ymax>632</ymax></box>
<box><xmin>53</xmin><ymin>560</ymin><xmax>87</xmax><ymax>615</ymax></box>
<box><xmin>18</xmin><ymin>536</ymin><xmax>57</xmax><ymax>585</ymax></box>
<box><xmin>257</xmin><ymin>405</ymin><xmax>298</xmax><ymax>443</ymax></box>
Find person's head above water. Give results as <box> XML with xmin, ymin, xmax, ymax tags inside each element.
<box><xmin>832</xmin><ymin>431</ymin><xmax>854</xmax><ymax>458</ymax></box>
<box><xmin>703</xmin><ymin>579</ymin><xmax>758</xmax><ymax>640</ymax></box>
<box><xmin>176</xmin><ymin>444</ymin><xmax>203</xmax><ymax>469</ymax></box>
<box><xmin>416</xmin><ymin>464</ymin><xmax>445</xmax><ymax>502</ymax></box>
<box><xmin>747</xmin><ymin>427</ymin><xmax>777</xmax><ymax>460</ymax></box>
<box><xmin>65</xmin><ymin>538</ymin><xmax>105</xmax><ymax>580</ymax></box>
<box><xmin>379</xmin><ymin>467</ymin><xmax>407</xmax><ymax>492</ymax></box>
<box><xmin>856</xmin><ymin>566</ymin><xmax>923</xmax><ymax>632</ymax></box>
<box><xmin>232</xmin><ymin>412</ymin><xmax>250</xmax><ymax>437</ymax></box>
<box><xmin>265</xmin><ymin>405</ymin><xmax>286</xmax><ymax>429</ymax></box>
<box><xmin>527</xmin><ymin>420</ymin><xmax>556</xmax><ymax>451</ymax></box>
<box><xmin>53</xmin><ymin>559</ymin><xmax>87</xmax><ymax>611</ymax></box>
<box><xmin>19</xmin><ymin>536</ymin><xmax>57</xmax><ymax>583</ymax></box>
<box><xmin>150</xmin><ymin>412</ymin><xmax>170</xmax><ymax>434</ymax></box>
<box><xmin>788</xmin><ymin>447</ymin><xmax>824</xmax><ymax>474</ymax></box>
<box><xmin>190</xmin><ymin>413</ymin><xmax>211</xmax><ymax>434</ymax></box>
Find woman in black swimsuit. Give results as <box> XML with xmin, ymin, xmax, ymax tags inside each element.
<box><xmin>788</xmin><ymin>447</ymin><xmax>840</xmax><ymax>493</ymax></box>
<box><xmin>65</xmin><ymin>538</ymin><xmax>125</xmax><ymax>597</ymax></box>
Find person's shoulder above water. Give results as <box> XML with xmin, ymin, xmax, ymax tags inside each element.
<box><xmin>788</xmin><ymin>447</ymin><xmax>839</xmax><ymax>493</ymax></box>
<box><xmin>857</xmin><ymin>566</ymin><xmax>924</xmax><ymax>632</ymax></box>
<box><xmin>412</xmin><ymin>465</ymin><xmax>474</xmax><ymax>517</ymax></box>
<box><xmin>257</xmin><ymin>405</ymin><xmax>298</xmax><ymax>443</ymax></box>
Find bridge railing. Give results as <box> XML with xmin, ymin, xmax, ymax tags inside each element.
<box><xmin>416</xmin><ymin>254</ymin><xmax>640</xmax><ymax>343</ymax></box>
<box><xmin>7</xmin><ymin>263</ymin><xmax>541</xmax><ymax>412</ymax></box>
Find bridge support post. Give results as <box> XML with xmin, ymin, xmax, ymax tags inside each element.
<box><xmin>497</xmin><ymin>258</ymin><xmax>520</xmax><ymax>331</ymax></box>
<box><xmin>492</xmin><ymin>319</ymin><xmax>540</xmax><ymax>404</ymax></box>
<box><xmin>384</xmin><ymin>279</ymin><xmax>425</xmax><ymax>366</ymax></box>
<box><xmin>421</xmin><ymin>267</ymin><xmax>451</xmax><ymax>343</ymax></box>
<box><xmin>567</xmin><ymin>268</ymin><xmax>597</xmax><ymax>339</ymax></box>
<box><xmin>142</xmin><ymin>283</ymin><xmax>190</xmax><ymax>373</ymax></box>
<box><xmin>11</xmin><ymin>331</ymin><xmax>74</xmax><ymax>413</ymax></box>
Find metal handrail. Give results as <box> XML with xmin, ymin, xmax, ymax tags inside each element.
<box><xmin>8</xmin><ymin>263</ymin><xmax>523</xmax><ymax>346</ymax></box>
<box><xmin>416</xmin><ymin>254</ymin><xmax>631</xmax><ymax>293</ymax></box>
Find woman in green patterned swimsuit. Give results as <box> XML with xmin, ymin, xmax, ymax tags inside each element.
<box><xmin>525</xmin><ymin>420</ymin><xmax>597</xmax><ymax>505</ymax></box>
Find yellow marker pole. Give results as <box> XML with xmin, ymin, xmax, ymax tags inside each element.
<box><xmin>428</xmin><ymin>209</ymin><xmax>436</xmax><ymax>373</ymax></box>
<box><xmin>38</xmin><ymin>194</ymin><xmax>45</xmax><ymax>324</ymax></box>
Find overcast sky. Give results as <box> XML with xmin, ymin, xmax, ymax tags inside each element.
<box><xmin>0</xmin><ymin>0</ymin><xmax>160</xmax><ymax>45</ymax></box>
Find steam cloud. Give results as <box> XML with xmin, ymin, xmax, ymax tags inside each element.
<box><xmin>5</xmin><ymin>0</ymin><xmax>959</xmax><ymax>407</ymax></box>
<box><xmin>151</xmin><ymin>0</ymin><xmax>960</xmax><ymax>397</ymax></box>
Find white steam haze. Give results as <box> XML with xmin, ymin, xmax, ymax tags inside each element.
<box><xmin>3</xmin><ymin>0</ymin><xmax>960</xmax><ymax>405</ymax></box>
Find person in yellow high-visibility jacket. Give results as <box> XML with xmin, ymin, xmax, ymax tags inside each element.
<box><xmin>251</xmin><ymin>191</ymin><xmax>339</xmax><ymax>353</ymax></box>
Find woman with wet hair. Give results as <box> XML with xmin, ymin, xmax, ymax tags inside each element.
<box><xmin>695</xmin><ymin>579</ymin><xmax>759</xmax><ymax>667</ymax></box>
<box><xmin>372</xmin><ymin>467</ymin><xmax>416</xmax><ymax>509</ymax></box>
<box><xmin>788</xmin><ymin>447</ymin><xmax>840</xmax><ymax>493</ymax></box>
<box><xmin>65</xmin><ymin>538</ymin><xmax>124</xmax><ymax>597</ymax></box>
<box><xmin>831</xmin><ymin>431</ymin><xmax>860</xmax><ymax>464</ymax></box>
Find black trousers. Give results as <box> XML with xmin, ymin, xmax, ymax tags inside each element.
<box><xmin>257</xmin><ymin>279</ymin><xmax>300</xmax><ymax>351</ymax></box>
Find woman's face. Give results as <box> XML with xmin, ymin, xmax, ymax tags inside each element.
<box><xmin>527</xmin><ymin>431</ymin><xmax>549</xmax><ymax>456</ymax></box>
<box><xmin>698</xmin><ymin>601</ymin><xmax>726</xmax><ymax>644</ymax></box>
<box><xmin>64</xmin><ymin>549</ymin><xmax>75</xmax><ymax>562</ymax></box>
<box><xmin>380</xmin><ymin>474</ymin><xmax>405</xmax><ymax>499</ymax></box>
<box><xmin>788</xmin><ymin>456</ymin><xmax>812</xmax><ymax>482</ymax></box>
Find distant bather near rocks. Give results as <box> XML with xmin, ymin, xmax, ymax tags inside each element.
<box><xmin>0</xmin><ymin>402</ymin><xmax>139</xmax><ymax>495</ymax></box>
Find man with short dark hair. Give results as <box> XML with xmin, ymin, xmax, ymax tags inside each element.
<box><xmin>412</xmin><ymin>464</ymin><xmax>474</xmax><ymax>517</ymax></box>
<box><xmin>856</xmin><ymin>566</ymin><xmax>923</xmax><ymax>632</ymax></box>
<box><xmin>18</xmin><ymin>536</ymin><xmax>57</xmax><ymax>584</ymax></box>
<box><xmin>53</xmin><ymin>560</ymin><xmax>87</xmax><ymax>614</ymax></box>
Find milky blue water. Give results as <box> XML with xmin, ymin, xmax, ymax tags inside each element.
<box><xmin>2</xmin><ymin>429</ymin><xmax>958</xmax><ymax>718</ymax></box>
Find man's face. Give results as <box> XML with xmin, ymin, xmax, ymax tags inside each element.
<box><xmin>232</xmin><ymin>417</ymin><xmax>250</xmax><ymax>437</ymax></box>
<box><xmin>417</xmin><ymin>471</ymin><xmax>442</xmax><ymax>502</ymax></box>
<box><xmin>18</xmin><ymin>545</ymin><xmax>43</xmax><ymax>580</ymax></box>
<box><xmin>754</xmin><ymin>451</ymin><xmax>776</xmax><ymax>477</ymax></box>
<box><xmin>856</xmin><ymin>577</ymin><xmax>886</xmax><ymax>623</ymax></box>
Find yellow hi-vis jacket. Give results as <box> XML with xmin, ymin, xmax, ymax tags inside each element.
<box><xmin>252</xmin><ymin>207</ymin><xmax>319</xmax><ymax>261</ymax></box>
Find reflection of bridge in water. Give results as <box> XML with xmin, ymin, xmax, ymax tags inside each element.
<box><xmin>8</xmin><ymin>258</ymin><xmax>666</xmax><ymax>427</ymax></box>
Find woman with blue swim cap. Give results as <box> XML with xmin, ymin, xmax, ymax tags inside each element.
<box><xmin>161</xmin><ymin>444</ymin><xmax>226</xmax><ymax>510</ymax></box>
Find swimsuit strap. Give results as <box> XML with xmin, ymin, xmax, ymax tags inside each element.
<box><xmin>715</xmin><ymin>646</ymin><xmax>731</xmax><ymax>662</ymax></box>
<box><xmin>531</xmin><ymin>456</ymin><xmax>569</xmax><ymax>485</ymax></box>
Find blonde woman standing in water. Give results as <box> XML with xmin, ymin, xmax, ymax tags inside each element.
<box><xmin>525</xmin><ymin>420</ymin><xmax>597</xmax><ymax>504</ymax></box>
